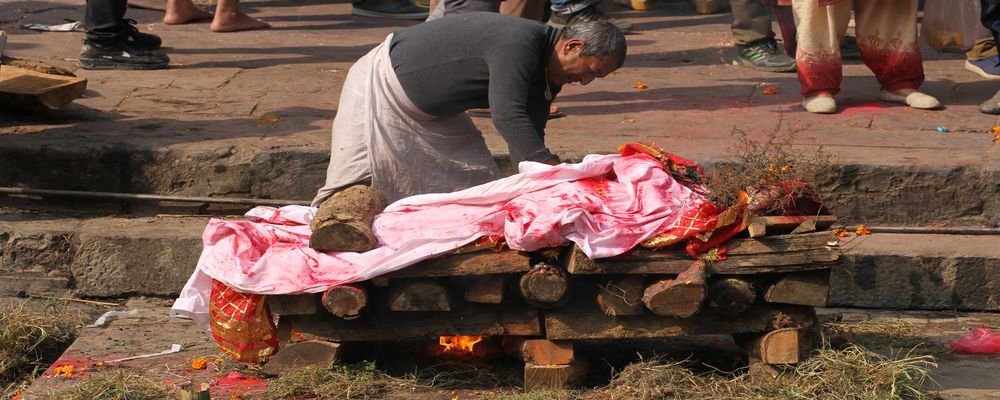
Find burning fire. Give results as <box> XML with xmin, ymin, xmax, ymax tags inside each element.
<box><xmin>439</xmin><ymin>335</ymin><xmax>484</xmax><ymax>354</ymax></box>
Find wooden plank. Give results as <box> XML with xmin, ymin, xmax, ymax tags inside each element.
<box><xmin>506</xmin><ymin>338</ymin><xmax>575</xmax><ymax>365</ymax></box>
<box><xmin>743</xmin><ymin>328</ymin><xmax>804</xmax><ymax>365</ymax></box>
<box><xmin>642</xmin><ymin>261</ymin><xmax>706</xmax><ymax>317</ymax></box>
<box><xmin>388</xmin><ymin>280</ymin><xmax>451</xmax><ymax>311</ymax></box>
<box><xmin>544</xmin><ymin>303</ymin><xmax>816</xmax><ymax>340</ymax></box>
<box><xmin>569</xmin><ymin>249</ymin><xmax>838</xmax><ymax>275</ymax></box>
<box><xmin>267</xmin><ymin>294</ymin><xmax>318</xmax><ymax>316</ymax></box>
<box><xmin>0</xmin><ymin>65</ymin><xmax>86</xmax><ymax>110</ymax></box>
<box><xmin>596</xmin><ymin>276</ymin><xmax>644</xmax><ymax>317</ymax></box>
<box><xmin>567</xmin><ymin>232</ymin><xmax>840</xmax><ymax>275</ymax></box>
<box><xmin>764</xmin><ymin>270</ymin><xmax>830</xmax><ymax>307</ymax></box>
<box><xmin>464</xmin><ymin>275</ymin><xmax>505</xmax><ymax>304</ymax></box>
<box><xmin>707</xmin><ymin>277</ymin><xmax>756</xmax><ymax>316</ymax></box>
<box><xmin>321</xmin><ymin>285</ymin><xmax>367</xmax><ymax>319</ymax></box>
<box><xmin>524</xmin><ymin>360</ymin><xmax>587</xmax><ymax>390</ymax></box>
<box><xmin>286</xmin><ymin>304</ymin><xmax>541</xmax><ymax>342</ymax></box>
<box><xmin>519</xmin><ymin>263</ymin><xmax>569</xmax><ymax>305</ymax></box>
<box><xmin>747</xmin><ymin>221</ymin><xmax>767</xmax><ymax>238</ymax></box>
<box><xmin>388</xmin><ymin>250</ymin><xmax>532</xmax><ymax>277</ymax></box>
<box><xmin>755</xmin><ymin>215</ymin><xmax>838</xmax><ymax>231</ymax></box>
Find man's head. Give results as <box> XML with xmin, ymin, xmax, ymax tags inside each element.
<box><xmin>547</xmin><ymin>20</ymin><xmax>627</xmax><ymax>86</ymax></box>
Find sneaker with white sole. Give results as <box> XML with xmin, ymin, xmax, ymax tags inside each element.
<box><xmin>737</xmin><ymin>39</ymin><xmax>796</xmax><ymax>73</ymax></box>
<box><xmin>802</xmin><ymin>95</ymin><xmax>837</xmax><ymax>114</ymax></box>
<box><xmin>878</xmin><ymin>90</ymin><xmax>941</xmax><ymax>110</ymax></box>
<box><xmin>79</xmin><ymin>39</ymin><xmax>169</xmax><ymax>70</ymax></box>
<box><xmin>965</xmin><ymin>56</ymin><xmax>1000</xmax><ymax>80</ymax></box>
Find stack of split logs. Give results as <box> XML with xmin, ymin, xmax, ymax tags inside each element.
<box><xmin>265</xmin><ymin>215</ymin><xmax>841</xmax><ymax>389</ymax></box>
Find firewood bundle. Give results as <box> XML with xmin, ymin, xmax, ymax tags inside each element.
<box><xmin>267</xmin><ymin>215</ymin><xmax>840</xmax><ymax>389</ymax></box>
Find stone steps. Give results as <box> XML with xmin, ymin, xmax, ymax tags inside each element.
<box><xmin>2</xmin><ymin>214</ymin><xmax>997</xmax><ymax>311</ymax></box>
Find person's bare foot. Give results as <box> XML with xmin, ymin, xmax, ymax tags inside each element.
<box><xmin>210</xmin><ymin>11</ymin><xmax>270</xmax><ymax>32</ymax></box>
<box><xmin>164</xmin><ymin>0</ymin><xmax>213</xmax><ymax>24</ymax></box>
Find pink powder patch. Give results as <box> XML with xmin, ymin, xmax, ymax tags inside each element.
<box><xmin>839</xmin><ymin>102</ymin><xmax>892</xmax><ymax>116</ymax></box>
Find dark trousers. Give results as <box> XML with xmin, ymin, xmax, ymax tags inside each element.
<box><xmin>443</xmin><ymin>0</ymin><xmax>500</xmax><ymax>15</ymax></box>
<box><xmin>85</xmin><ymin>0</ymin><xmax>127</xmax><ymax>45</ymax></box>
<box><xmin>730</xmin><ymin>0</ymin><xmax>772</xmax><ymax>47</ymax></box>
<box><xmin>983</xmin><ymin>0</ymin><xmax>1000</xmax><ymax>45</ymax></box>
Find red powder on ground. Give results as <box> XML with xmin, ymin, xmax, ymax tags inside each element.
<box><xmin>213</xmin><ymin>371</ymin><xmax>267</xmax><ymax>392</ymax></box>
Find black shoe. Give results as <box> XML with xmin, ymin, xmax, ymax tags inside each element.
<box><xmin>79</xmin><ymin>40</ymin><xmax>170</xmax><ymax>70</ymax></box>
<box><xmin>352</xmin><ymin>0</ymin><xmax>428</xmax><ymax>20</ymax></box>
<box><xmin>737</xmin><ymin>39</ymin><xmax>796</xmax><ymax>73</ymax></box>
<box><xmin>548</xmin><ymin>5</ymin><xmax>633</xmax><ymax>33</ymax></box>
<box><xmin>123</xmin><ymin>19</ymin><xmax>162</xmax><ymax>50</ymax></box>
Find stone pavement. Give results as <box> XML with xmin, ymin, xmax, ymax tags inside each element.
<box><xmin>2</xmin><ymin>1</ymin><xmax>1000</xmax><ymax>306</ymax></box>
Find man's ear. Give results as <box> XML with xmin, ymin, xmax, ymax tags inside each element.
<box><xmin>561</xmin><ymin>38</ymin><xmax>585</xmax><ymax>55</ymax></box>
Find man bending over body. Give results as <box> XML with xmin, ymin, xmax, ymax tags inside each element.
<box><xmin>309</xmin><ymin>13</ymin><xmax>627</xmax><ymax>252</ymax></box>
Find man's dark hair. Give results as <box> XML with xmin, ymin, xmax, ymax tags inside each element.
<box><xmin>560</xmin><ymin>20</ymin><xmax>628</xmax><ymax>68</ymax></box>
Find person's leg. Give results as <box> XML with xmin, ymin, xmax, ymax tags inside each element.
<box><xmin>500</xmin><ymin>0</ymin><xmax>546</xmax><ymax>21</ymax></box>
<box><xmin>793</xmin><ymin>0</ymin><xmax>851</xmax><ymax>112</ymax></box>
<box><xmin>210</xmin><ymin>0</ymin><xmax>270</xmax><ymax>32</ymax></box>
<box><xmin>982</xmin><ymin>0</ymin><xmax>1000</xmax><ymax>45</ymax></box>
<box><xmin>311</xmin><ymin>55</ymin><xmax>386</xmax><ymax>252</ymax></box>
<box><xmin>979</xmin><ymin>0</ymin><xmax>1000</xmax><ymax>112</ymax></box>
<box><xmin>967</xmin><ymin>1</ymin><xmax>1000</xmax><ymax>79</ymax></box>
<box><xmin>965</xmin><ymin>37</ymin><xmax>1000</xmax><ymax>79</ymax></box>
<box><xmin>730</xmin><ymin>0</ymin><xmax>772</xmax><ymax>47</ymax></box>
<box><xmin>443</xmin><ymin>0</ymin><xmax>500</xmax><ymax>15</ymax></box>
<box><xmin>353</xmin><ymin>0</ymin><xmax>429</xmax><ymax>20</ymax></box>
<box><xmin>164</xmin><ymin>0</ymin><xmax>212</xmax><ymax>25</ymax></box>
<box><xmin>81</xmin><ymin>0</ymin><xmax>170</xmax><ymax>69</ymax></box>
<box><xmin>85</xmin><ymin>0</ymin><xmax>127</xmax><ymax>46</ymax></box>
<box><xmin>732</xmin><ymin>0</ymin><xmax>794</xmax><ymax>72</ymax></box>
<box><xmin>549</xmin><ymin>0</ymin><xmax>632</xmax><ymax>33</ymax></box>
<box><xmin>854</xmin><ymin>0</ymin><xmax>938</xmax><ymax>109</ymax></box>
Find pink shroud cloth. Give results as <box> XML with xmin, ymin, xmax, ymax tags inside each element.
<box><xmin>171</xmin><ymin>153</ymin><xmax>708</xmax><ymax>327</ymax></box>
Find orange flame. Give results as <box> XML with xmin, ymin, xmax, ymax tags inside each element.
<box><xmin>439</xmin><ymin>336</ymin><xmax>483</xmax><ymax>353</ymax></box>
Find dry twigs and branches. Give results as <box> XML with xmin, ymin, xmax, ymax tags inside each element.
<box><xmin>706</xmin><ymin>118</ymin><xmax>832</xmax><ymax>214</ymax></box>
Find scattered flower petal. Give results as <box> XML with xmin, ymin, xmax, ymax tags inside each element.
<box><xmin>855</xmin><ymin>225</ymin><xmax>871</xmax><ymax>236</ymax></box>
<box><xmin>632</xmin><ymin>81</ymin><xmax>648</xmax><ymax>90</ymax></box>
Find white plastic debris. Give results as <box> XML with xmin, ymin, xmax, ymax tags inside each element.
<box><xmin>22</xmin><ymin>21</ymin><xmax>82</xmax><ymax>32</ymax></box>
<box><xmin>87</xmin><ymin>309</ymin><xmax>139</xmax><ymax>327</ymax></box>
<box><xmin>105</xmin><ymin>344</ymin><xmax>183</xmax><ymax>363</ymax></box>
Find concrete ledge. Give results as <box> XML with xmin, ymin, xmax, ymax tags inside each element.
<box><xmin>0</xmin><ymin>216</ymin><xmax>205</xmax><ymax>297</ymax></box>
<box><xmin>830</xmin><ymin>233</ymin><xmax>1000</xmax><ymax>311</ymax></box>
<box><xmin>1</xmin><ymin>142</ymin><xmax>998</xmax><ymax>226</ymax></box>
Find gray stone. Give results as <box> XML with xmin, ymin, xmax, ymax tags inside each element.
<box><xmin>829</xmin><ymin>233</ymin><xmax>1000</xmax><ymax>311</ymax></box>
